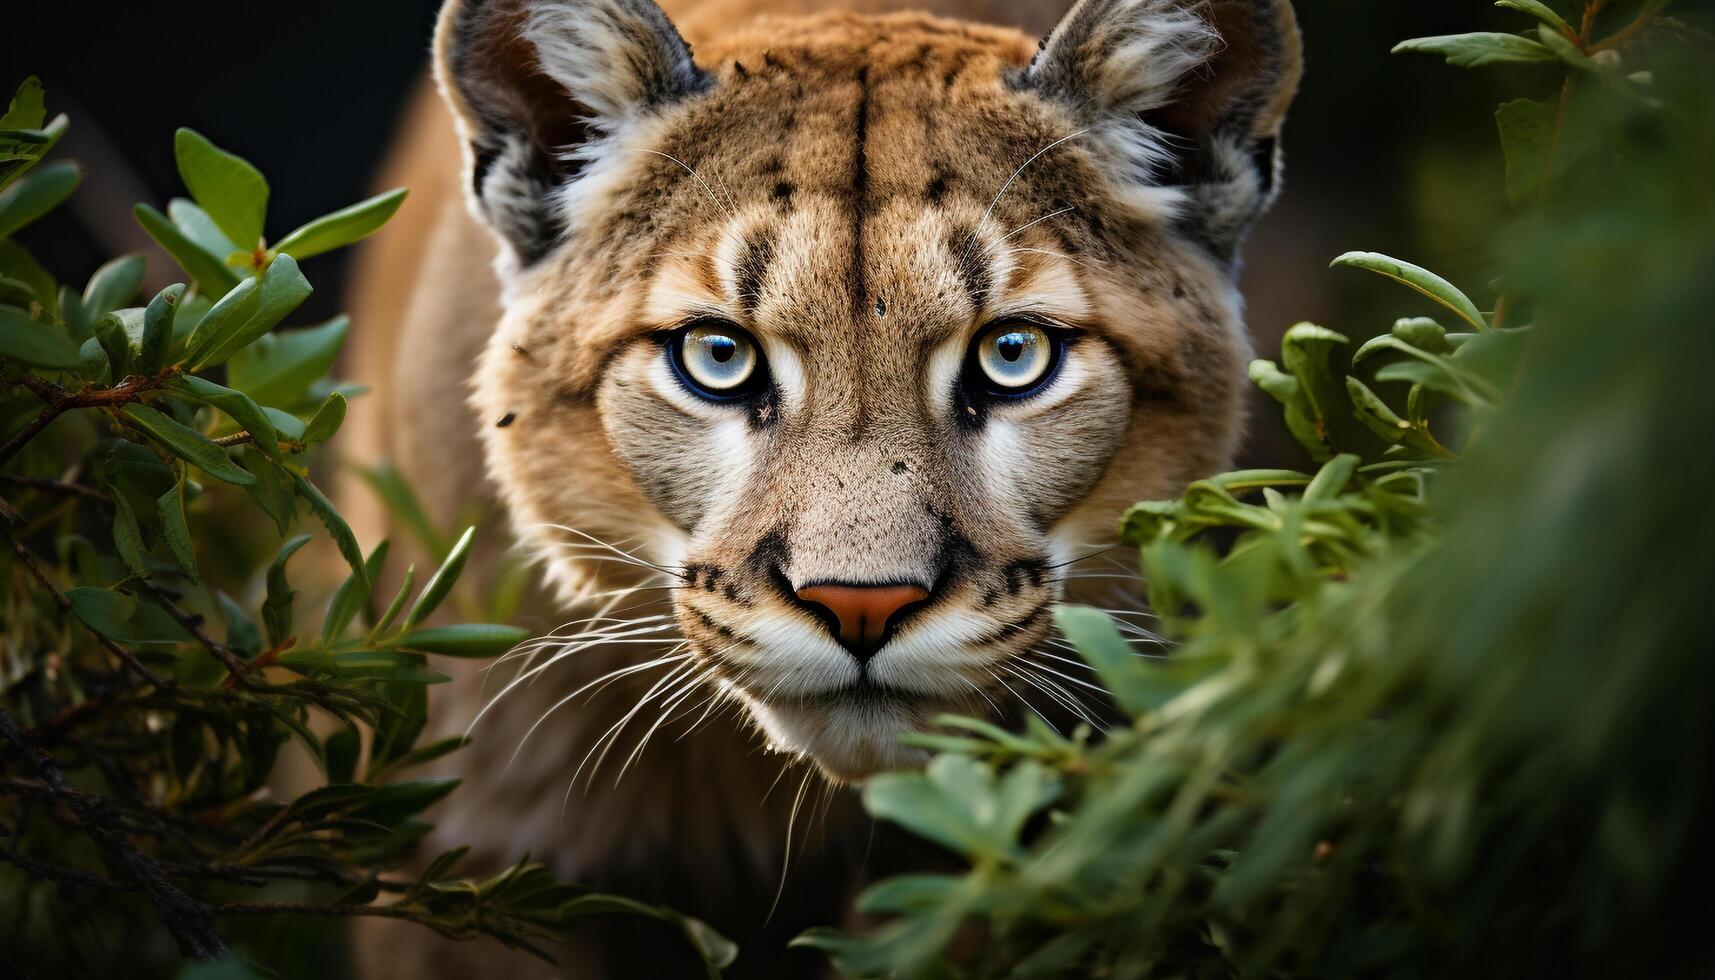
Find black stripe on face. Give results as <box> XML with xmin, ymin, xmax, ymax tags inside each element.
<box><xmin>948</xmin><ymin>226</ymin><xmax>993</xmax><ymax>313</ymax></box>
<box><xmin>734</xmin><ymin>228</ymin><xmax>776</xmax><ymax>318</ymax></box>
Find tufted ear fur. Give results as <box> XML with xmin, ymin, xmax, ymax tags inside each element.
<box><xmin>434</xmin><ymin>0</ymin><xmax>711</xmax><ymax>272</ymax></box>
<box><xmin>1021</xmin><ymin>0</ymin><xmax>1302</xmax><ymax>266</ymax></box>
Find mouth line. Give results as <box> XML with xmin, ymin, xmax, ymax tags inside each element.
<box><xmin>792</xmin><ymin>676</ymin><xmax>935</xmax><ymax>710</ymax></box>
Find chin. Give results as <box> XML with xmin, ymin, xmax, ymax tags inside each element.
<box><xmin>746</xmin><ymin>692</ymin><xmax>942</xmax><ymax>783</ymax></box>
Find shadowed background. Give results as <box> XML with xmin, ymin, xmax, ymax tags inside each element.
<box><xmin>2</xmin><ymin>1</ymin><xmax>1542</xmax><ymax>469</ymax></box>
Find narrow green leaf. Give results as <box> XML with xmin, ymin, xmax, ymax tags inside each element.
<box><xmin>1303</xmin><ymin>454</ymin><xmax>1361</xmax><ymax>503</ymax></box>
<box><xmin>156</xmin><ymin>479</ymin><xmax>199</xmax><ymax>581</ymax></box>
<box><xmin>301</xmin><ymin>391</ymin><xmax>347</xmax><ymax>445</ymax></box>
<box><xmin>174</xmin><ymin>128</ymin><xmax>269</xmax><ymax>248</ymax></box>
<box><xmin>1496</xmin><ymin>0</ymin><xmax>1573</xmax><ymax>35</ymax></box>
<box><xmin>170</xmin><ymin>374</ymin><xmax>279</xmax><ymax>457</ymax></box>
<box><xmin>119</xmin><ymin>403</ymin><xmax>255</xmax><ymax>486</ymax></box>
<box><xmin>184</xmin><ymin>253</ymin><xmax>311</xmax><ymax>370</ymax></box>
<box><xmin>1332</xmin><ymin>252</ymin><xmax>1487</xmax><ymax>331</ymax></box>
<box><xmin>263</xmin><ymin>534</ymin><xmax>313</xmax><ymax>647</ymax></box>
<box><xmin>324</xmin><ymin>539</ymin><xmax>389</xmax><ymax>641</ymax></box>
<box><xmin>1056</xmin><ymin>605</ymin><xmax>1164</xmax><ymax>718</ymax></box>
<box><xmin>0</xmin><ymin>114</ymin><xmax>67</xmax><ymax>195</ymax></box>
<box><xmin>0</xmin><ymin>304</ymin><xmax>80</xmax><ymax>369</ymax></box>
<box><xmin>394</xmin><ymin>624</ymin><xmax>530</xmax><ymax>658</ymax></box>
<box><xmin>110</xmin><ymin>492</ymin><xmax>149</xmax><ymax>578</ymax></box>
<box><xmin>91</xmin><ymin>313</ymin><xmax>130</xmax><ymax>379</ymax></box>
<box><xmin>81</xmin><ymin>254</ymin><xmax>145</xmax><ymax>318</ymax></box>
<box><xmin>1392</xmin><ymin>32</ymin><xmax>1558</xmax><ymax>68</ymax></box>
<box><xmin>217</xmin><ymin>590</ymin><xmax>262</xmax><ymax>658</ymax></box>
<box><xmin>403</xmin><ymin>526</ymin><xmax>475</xmax><ymax>629</ymax></box>
<box><xmin>240</xmin><ymin>449</ymin><xmax>297</xmax><ymax>535</ymax></box>
<box><xmin>138</xmin><ymin>284</ymin><xmax>184</xmax><ymax>374</ymax></box>
<box><xmin>0</xmin><ymin>160</ymin><xmax>80</xmax><ymax>238</ymax></box>
<box><xmin>275</xmin><ymin>188</ymin><xmax>408</xmax><ymax>260</ymax></box>
<box><xmin>371</xmin><ymin>565</ymin><xmax>415</xmax><ymax>637</ymax></box>
<box><xmin>288</xmin><ymin>469</ymin><xmax>366</xmax><ymax>586</ymax></box>
<box><xmin>134</xmin><ymin>202</ymin><xmax>242</xmax><ymax>296</ymax></box>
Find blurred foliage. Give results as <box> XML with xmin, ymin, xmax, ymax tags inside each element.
<box><xmin>801</xmin><ymin>2</ymin><xmax>1715</xmax><ymax>977</ymax></box>
<box><xmin>0</xmin><ymin>81</ymin><xmax>732</xmax><ymax>978</ymax></box>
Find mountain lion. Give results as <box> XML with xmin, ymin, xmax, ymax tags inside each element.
<box><xmin>347</xmin><ymin>0</ymin><xmax>1299</xmax><ymax>974</ymax></box>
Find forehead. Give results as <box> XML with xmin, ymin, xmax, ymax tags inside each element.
<box><xmin>576</xmin><ymin>14</ymin><xmax>1127</xmax><ymax>308</ymax></box>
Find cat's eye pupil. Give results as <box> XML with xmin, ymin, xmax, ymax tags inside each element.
<box><xmin>972</xmin><ymin>322</ymin><xmax>1056</xmax><ymax>396</ymax></box>
<box><xmin>675</xmin><ymin>322</ymin><xmax>760</xmax><ymax>398</ymax></box>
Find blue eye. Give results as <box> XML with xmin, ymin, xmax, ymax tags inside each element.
<box><xmin>969</xmin><ymin>322</ymin><xmax>1061</xmax><ymax>397</ymax></box>
<box><xmin>670</xmin><ymin>321</ymin><xmax>764</xmax><ymax>400</ymax></box>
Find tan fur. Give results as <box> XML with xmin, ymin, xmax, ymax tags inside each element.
<box><xmin>346</xmin><ymin>1</ymin><xmax>1298</xmax><ymax>975</ymax></box>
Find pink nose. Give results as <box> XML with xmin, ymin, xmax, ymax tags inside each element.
<box><xmin>795</xmin><ymin>583</ymin><xmax>930</xmax><ymax>658</ymax></box>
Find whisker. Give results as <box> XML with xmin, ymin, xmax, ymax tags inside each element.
<box><xmin>638</xmin><ymin>148</ymin><xmax>737</xmax><ymax>222</ymax></box>
<box><xmin>999</xmin><ymin>205</ymin><xmax>1075</xmax><ymax>244</ymax></box>
<box><xmin>767</xmin><ymin>766</ymin><xmax>817</xmax><ymax>926</ymax></box>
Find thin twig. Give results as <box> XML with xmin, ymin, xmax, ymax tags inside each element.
<box><xmin>0</xmin><ymin>473</ymin><xmax>113</xmax><ymax>505</ymax></box>
<box><xmin>3</xmin><ymin>525</ymin><xmax>173</xmax><ymax>690</ymax></box>
<box><xmin>0</xmin><ymin>374</ymin><xmax>162</xmax><ymax>467</ymax></box>
<box><xmin>0</xmin><ymin>704</ymin><xmax>227</xmax><ymax>959</ymax></box>
<box><xmin>138</xmin><ymin>581</ymin><xmax>251</xmax><ymax>681</ymax></box>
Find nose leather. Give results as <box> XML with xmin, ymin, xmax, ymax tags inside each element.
<box><xmin>795</xmin><ymin>583</ymin><xmax>930</xmax><ymax>658</ymax></box>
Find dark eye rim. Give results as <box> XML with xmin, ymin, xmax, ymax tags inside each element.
<box><xmin>962</xmin><ymin>317</ymin><xmax>1075</xmax><ymax>401</ymax></box>
<box><xmin>662</xmin><ymin>317</ymin><xmax>770</xmax><ymax>403</ymax></box>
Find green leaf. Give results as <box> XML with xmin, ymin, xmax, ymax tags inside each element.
<box><xmin>325</xmin><ymin>724</ymin><xmax>361</xmax><ymax>785</ymax></box>
<box><xmin>0</xmin><ymin>240</ymin><xmax>58</xmax><ymax>319</ymax></box>
<box><xmin>0</xmin><ymin>304</ymin><xmax>80</xmax><ymax>369</ymax></box>
<box><xmin>288</xmin><ymin>469</ymin><xmax>366</xmax><ymax>587</ymax></box>
<box><xmin>0</xmin><ymin>114</ymin><xmax>67</xmax><ymax>196</ymax></box>
<box><xmin>82</xmin><ymin>254</ymin><xmax>145</xmax><ymax>319</ymax></box>
<box><xmin>1055</xmin><ymin>605</ymin><xmax>1171</xmax><ymax>717</ymax></box>
<box><xmin>1346</xmin><ymin>377</ymin><xmax>1446</xmax><ymax>458</ymax></box>
<box><xmin>133</xmin><ymin>202</ymin><xmax>242</xmax><ymax>296</ymax></box>
<box><xmin>1535</xmin><ymin>24</ymin><xmax>1596</xmax><ymax>71</ymax></box>
<box><xmin>168</xmin><ymin>198</ymin><xmax>240</xmax><ymax>261</ymax></box>
<box><xmin>1303</xmin><ymin>454</ymin><xmax>1360</xmax><ymax>503</ymax></box>
<box><xmin>184</xmin><ymin>253</ymin><xmax>311</xmax><ymax>370</ymax></box>
<box><xmin>403</xmin><ymin>526</ymin><xmax>475</xmax><ymax>629</ymax></box>
<box><xmin>1332</xmin><ymin>252</ymin><xmax>1487</xmax><ymax>331</ymax></box>
<box><xmin>0</xmin><ymin>160</ymin><xmax>79</xmax><ymax>238</ymax></box>
<box><xmin>0</xmin><ymin>77</ymin><xmax>46</xmax><ymax>132</ymax></box>
<box><xmin>394</xmin><ymin>623</ymin><xmax>530</xmax><ymax>658</ymax></box>
<box><xmin>371</xmin><ymin>565</ymin><xmax>415</xmax><ymax>637</ymax></box>
<box><xmin>138</xmin><ymin>284</ymin><xmax>184</xmax><ymax>374</ymax></box>
<box><xmin>91</xmin><ymin>313</ymin><xmax>131</xmax><ymax>379</ymax></box>
<box><xmin>174</xmin><ymin>128</ymin><xmax>269</xmax><ymax>249</ymax></box>
<box><xmin>275</xmin><ymin>188</ymin><xmax>407</xmax><ymax>260</ymax></box>
<box><xmin>263</xmin><ymin>534</ymin><xmax>313</xmax><ymax>647</ymax></box>
<box><xmin>157</xmin><ymin>480</ymin><xmax>198</xmax><ymax>581</ymax></box>
<box><xmin>120</xmin><ymin>404</ymin><xmax>255</xmax><ymax>486</ymax></box>
<box><xmin>1281</xmin><ymin>322</ymin><xmax>1350</xmax><ymax>436</ymax></box>
<box><xmin>367</xmin><ymin>735</ymin><xmax>469</xmax><ymax>780</ymax></box>
<box><xmin>1392</xmin><ymin>32</ymin><xmax>1558</xmax><ymax>68</ymax></box>
<box><xmin>217</xmin><ymin>590</ymin><xmax>262</xmax><ymax>658</ymax></box>
<box><xmin>301</xmin><ymin>391</ymin><xmax>347</xmax><ymax>445</ymax></box>
<box><xmin>1496</xmin><ymin>98</ymin><xmax>1553</xmax><ymax>206</ymax></box>
<box><xmin>110</xmin><ymin>492</ymin><xmax>149</xmax><ymax>578</ymax></box>
<box><xmin>239</xmin><ymin>449</ymin><xmax>297</xmax><ymax>535</ymax></box>
<box><xmin>170</xmin><ymin>375</ymin><xmax>279</xmax><ymax>457</ymax></box>
<box><xmin>65</xmin><ymin>587</ymin><xmax>191</xmax><ymax>647</ymax></box>
<box><xmin>225</xmin><ymin>316</ymin><xmax>348</xmax><ymax>408</ymax></box>
<box><xmin>1495</xmin><ymin>0</ymin><xmax>1573</xmax><ymax>35</ymax></box>
<box><xmin>324</xmin><ymin>539</ymin><xmax>389</xmax><ymax>641</ymax></box>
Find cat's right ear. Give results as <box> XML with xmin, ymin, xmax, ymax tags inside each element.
<box><xmin>435</xmin><ymin>0</ymin><xmax>712</xmax><ymax>272</ymax></box>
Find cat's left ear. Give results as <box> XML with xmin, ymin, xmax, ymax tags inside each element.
<box><xmin>1020</xmin><ymin>0</ymin><xmax>1302</xmax><ymax>265</ymax></box>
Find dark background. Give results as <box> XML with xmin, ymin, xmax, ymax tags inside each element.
<box><xmin>2</xmin><ymin>0</ymin><xmax>1538</xmax><ymax>465</ymax></box>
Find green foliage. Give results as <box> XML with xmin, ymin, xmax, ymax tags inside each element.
<box><xmin>0</xmin><ymin>79</ymin><xmax>728</xmax><ymax>977</ymax></box>
<box><xmin>804</xmin><ymin>4</ymin><xmax>1715</xmax><ymax>977</ymax></box>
